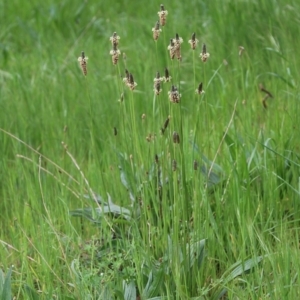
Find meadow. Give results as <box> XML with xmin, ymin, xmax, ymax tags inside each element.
<box><xmin>1</xmin><ymin>0</ymin><xmax>300</xmax><ymax>299</ymax></box>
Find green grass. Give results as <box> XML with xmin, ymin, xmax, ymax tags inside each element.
<box><xmin>1</xmin><ymin>0</ymin><xmax>300</xmax><ymax>299</ymax></box>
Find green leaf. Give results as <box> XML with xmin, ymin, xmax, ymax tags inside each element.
<box><xmin>142</xmin><ymin>268</ymin><xmax>165</xmax><ymax>298</ymax></box>
<box><xmin>187</xmin><ymin>239</ymin><xmax>206</xmax><ymax>269</ymax></box>
<box><xmin>123</xmin><ymin>280</ymin><xmax>136</xmax><ymax>300</ymax></box>
<box><xmin>1</xmin><ymin>266</ymin><xmax>12</xmax><ymax>300</ymax></box>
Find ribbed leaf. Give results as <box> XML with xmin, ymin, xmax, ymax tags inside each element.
<box><xmin>1</xmin><ymin>266</ymin><xmax>12</xmax><ymax>300</ymax></box>
<box><xmin>123</xmin><ymin>280</ymin><xmax>136</xmax><ymax>300</ymax></box>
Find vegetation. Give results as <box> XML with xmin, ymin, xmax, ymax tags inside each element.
<box><xmin>1</xmin><ymin>0</ymin><xmax>300</xmax><ymax>299</ymax></box>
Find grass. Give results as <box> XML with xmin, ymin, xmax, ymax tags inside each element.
<box><xmin>1</xmin><ymin>0</ymin><xmax>300</xmax><ymax>299</ymax></box>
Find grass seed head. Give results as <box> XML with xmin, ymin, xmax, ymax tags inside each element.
<box><xmin>172</xmin><ymin>159</ymin><xmax>177</xmax><ymax>171</ymax></box>
<box><xmin>110</xmin><ymin>32</ymin><xmax>120</xmax><ymax>47</ymax></box>
<box><xmin>200</xmin><ymin>43</ymin><xmax>210</xmax><ymax>62</ymax></box>
<box><xmin>158</xmin><ymin>4</ymin><xmax>168</xmax><ymax>26</ymax></box>
<box><xmin>126</xmin><ymin>73</ymin><xmax>137</xmax><ymax>90</ymax></box>
<box><xmin>173</xmin><ymin>131</ymin><xmax>180</xmax><ymax>144</ymax></box>
<box><xmin>78</xmin><ymin>51</ymin><xmax>88</xmax><ymax>76</ymax></box>
<box><xmin>168</xmin><ymin>85</ymin><xmax>181</xmax><ymax>103</ymax></box>
<box><xmin>173</xmin><ymin>33</ymin><xmax>183</xmax><ymax>60</ymax></box>
<box><xmin>123</xmin><ymin>69</ymin><xmax>130</xmax><ymax>85</ymax></box>
<box><xmin>259</xmin><ymin>83</ymin><xmax>273</xmax><ymax>98</ymax></box>
<box><xmin>163</xmin><ymin>115</ymin><xmax>170</xmax><ymax>130</ymax></box>
<box><xmin>109</xmin><ymin>43</ymin><xmax>121</xmax><ymax>65</ymax></box>
<box><xmin>152</xmin><ymin>21</ymin><xmax>162</xmax><ymax>41</ymax></box>
<box><xmin>188</xmin><ymin>32</ymin><xmax>198</xmax><ymax>50</ymax></box>
<box><xmin>239</xmin><ymin>46</ymin><xmax>245</xmax><ymax>56</ymax></box>
<box><xmin>163</xmin><ymin>67</ymin><xmax>172</xmax><ymax>82</ymax></box>
<box><xmin>193</xmin><ymin>160</ymin><xmax>198</xmax><ymax>171</ymax></box>
<box><xmin>195</xmin><ymin>82</ymin><xmax>205</xmax><ymax>94</ymax></box>
<box><xmin>167</xmin><ymin>39</ymin><xmax>176</xmax><ymax>59</ymax></box>
<box><xmin>153</xmin><ymin>71</ymin><xmax>163</xmax><ymax>95</ymax></box>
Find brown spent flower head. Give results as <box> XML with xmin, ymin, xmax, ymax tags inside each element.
<box><xmin>195</xmin><ymin>82</ymin><xmax>205</xmax><ymax>95</ymax></box>
<box><xmin>173</xmin><ymin>131</ymin><xmax>180</xmax><ymax>144</ymax></box>
<box><xmin>113</xmin><ymin>127</ymin><xmax>117</xmax><ymax>136</ymax></box>
<box><xmin>152</xmin><ymin>21</ymin><xmax>162</xmax><ymax>41</ymax></box>
<box><xmin>158</xmin><ymin>4</ymin><xmax>168</xmax><ymax>26</ymax></box>
<box><xmin>110</xmin><ymin>32</ymin><xmax>120</xmax><ymax>47</ymax></box>
<box><xmin>168</xmin><ymin>85</ymin><xmax>181</xmax><ymax>103</ymax></box>
<box><xmin>109</xmin><ymin>43</ymin><xmax>121</xmax><ymax>65</ymax></box>
<box><xmin>153</xmin><ymin>71</ymin><xmax>163</xmax><ymax>95</ymax></box>
<box><xmin>162</xmin><ymin>67</ymin><xmax>172</xmax><ymax>82</ymax></box>
<box><xmin>188</xmin><ymin>32</ymin><xmax>199</xmax><ymax>50</ymax></box>
<box><xmin>200</xmin><ymin>43</ymin><xmax>210</xmax><ymax>62</ymax></box>
<box><xmin>78</xmin><ymin>51</ymin><xmax>88</xmax><ymax>76</ymax></box>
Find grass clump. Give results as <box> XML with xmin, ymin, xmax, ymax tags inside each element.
<box><xmin>1</xmin><ymin>0</ymin><xmax>300</xmax><ymax>299</ymax></box>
